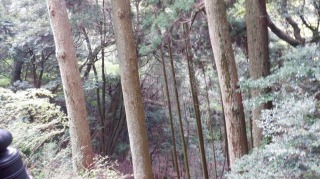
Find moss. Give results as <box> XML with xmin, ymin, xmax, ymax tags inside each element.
<box><xmin>0</xmin><ymin>77</ymin><xmax>10</xmax><ymax>87</ymax></box>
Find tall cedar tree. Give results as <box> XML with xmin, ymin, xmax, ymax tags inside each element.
<box><xmin>159</xmin><ymin>45</ymin><xmax>180</xmax><ymax>178</ymax></box>
<box><xmin>246</xmin><ymin>0</ymin><xmax>272</xmax><ymax>147</ymax></box>
<box><xmin>204</xmin><ymin>0</ymin><xmax>248</xmax><ymax>166</ymax></box>
<box><xmin>168</xmin><ymin>39</ymin><xmax>191</xmax><ymax>179</ymax></box>
<box><xmin>184</xmin><ymin>24</ymin><xmax>209</xmax><ymax>178</ymax></box>
<box><xmin>110</xmin><ymin>0</ymin><xmax>153</xmax><ymax>178</ymax></box>
<box><xmin>46</xmin><ymin>0</ymin><xmax>93</xmax><ymax>172</ymax></box>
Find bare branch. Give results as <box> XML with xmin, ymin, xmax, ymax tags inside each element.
<box><xmin>299</xmin><ymin>15</ymin><xmax>316</xmax><ymax>31</ymax></box>
<box><xmin>285</xmin><ymin>17</ymin><xmax>305</xmax><ymax>44</ymax></box>
<box><xmin>267</xmin><ymin>14</ymin><xmax>302</xmax><ymax>47</ymax></box>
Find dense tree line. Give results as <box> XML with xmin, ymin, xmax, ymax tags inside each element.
<box><xmin>0</xmin><ymin>0</ymin><xmax>319</xmax><ymax>178</ymax></box>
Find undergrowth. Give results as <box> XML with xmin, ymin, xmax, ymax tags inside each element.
<box><xmin>228</xmin><ymin>45</ymin><xmax>320</xmax><ymax>178</ymax></box>
<box><xmin>0</xmin><ymin>87</ymin><xmax>128</xmax><ymax>178</ymax></box>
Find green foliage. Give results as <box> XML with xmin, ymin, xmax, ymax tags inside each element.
<box><xmin>0</xmin><ymin>1</ymin><xmax>13</xmax><ymax>60</ymax></box>
<box><xmin>1</xmin><ymin>0</ymin><xmax>318</xmax><ymax>177</ymax></box>
<box><xmin>227</xmin><ymin>0</ymin><xmax>245</xmax><ymax>21</ymax></box>
<box><xmin>268</xmin><ymin>0</ymin><xmax>320</xmax><ymax>42</ymax></box>
<box><xmin>0</xmin><ymin>87</ymin><xmax>127</xmax><ymax>178</ymax></box>
<box><xmin>172</xmin><ymin>0</ymin><xmax>195</xmax><ymax>12</ymax></box>
<box><xmin>240</xmin><ymin>44</ymin><xmax>320</xmax><ymax>109</ymax></box>
<box><xmin>145</xmin><ymin>105</ymin><xmax>167</xmax><ymax>130</ymax></box>
<box><xmin>9</xmin><ymin>0</ymin><xmax>51</xmax><ymax>46</ymax></box>
<box><xmin>0</xmin><ymin>1</ymin><xmax>14</xmax><ymax>36</ymax></box>
<box><xmin>0</xmin><ymin>87</ymin><xmax>68</xmax><ymax>166</ymax></box>
<box><xmin>0</xmin><ymin>88</ymin><xmax>66</xmax><ymax>124</ymax></box>
<box><xmin>228</xmin><ymin>44</ymin><xmax>320</xmax><ymax>178</ymax></box>
<box><xmin>139</xmin><ymin>0</ymin><xmax>196</xmax><ymax>56</ymax></box>
<box><xmin>69</xmin><ymin>2</ymin><xmax>103</xmax><ymax>32</ymax></box>
<box><xmin>227</xmin><ymin>96</ymin><xmax>320</xmax><ymax>178</ymax></box>
<box><xmin>26</xmin><ymin>144</ymin><xmax>128</xmax><ymax>179</ymax></box>
<box><xmin>0</xmin><ymin>88</ymin><xmax>68</xmax><ymax>177</ymax></box>
<box><xmin>2</xmin><ymin>0</ymin><xmax>58</xmax><ymax>88</ymax></box>
<box><xmin>114</xmin><ymin>142</ymin><xmax>130</xmax><ymax>155</ymax></box>
<box><xmin>227</xmin><ymin>0</ymin><xmax>246</xmax><ymax>38</ymax></box>
<box><xmin>0</xmin><ymin>76</ymin><xmax>10</xmax><ymax>87</ymax></box>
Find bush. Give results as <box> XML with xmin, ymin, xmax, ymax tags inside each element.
<box><xmin>0</xmin><ymin>87</ymin><xmax>127</xmax><ymax>178</ymax></box>
<box><xmin>228</xmin><ymin>45</ymin><xmax>320</xmax><ymax>178</ymax></box>
<box><xmin>227</xmin><ymin>97</ymin><xmax>320</xmax><ymax>178</ymax></box>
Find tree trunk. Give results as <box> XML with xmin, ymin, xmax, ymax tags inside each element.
<box><xmin>168</xmin><ymin>39</ymin><xmax>191</xmax><ymax>179</ymax></box>
<box><xmin>46</xmin><ymin>0</ymin><xmax>93</xmax><ymax>172</ymax></box>
<box><xmin>200</xmin><ymin>63</ymin><xmax>218</xmax><ymax>178</ymax></box>
<box><xmin>159</xmin><ymin>45</ymin><xmax>180</xmax><ymax>179</ymax></box>
<box><xmin>204</xmin><ymin>0</ymin><xmax>248</xmax><ymax>166</ymax></box>
<box><xmin>100</xmin><ymin>0</ymin><xmax>108</xmax><ymax>155</ymax></box>
<box><xmin>11</xmin><ymin>48</ymin><xmax>27</xmax><ymax>84</ymax></box>
<box><xmin>11</xmin><ymin>59</ymin><xmax>24</xmax><ymax>84</ymax></box>
<box><xmin>110</xmin><ymin>0</ymin><xmax>153</xmax><ymax>178</ymax></box>
<box><xmin>246</xmin><ymin>0</ymin><xmax>272</xmax><ymax>147</ymax></box>
<box><xmin>183</xmin><ymin>23</ymin><xmax>209</xmax><ymax>179</ymax></box>
<box><xmin>29</xmin><ymin>51</ymin><xmax>38</xmax><ymax>88</ymax></box>
<box><xmin>105</xmin><ymin>85</ymin><xmax>127</xmax><ymax>156</ymax></box>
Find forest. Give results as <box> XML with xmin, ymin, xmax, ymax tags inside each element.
<box><xmin>0</xmin><ymin>0</ymin><xmax>319</xmax><ymax>178</ymax></box>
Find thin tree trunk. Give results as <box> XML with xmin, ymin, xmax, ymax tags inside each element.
<box><xmin>110</xmin><ymin>0</ymin><xmax>153</xmax><ymax>178</ymax></box>
<box><xmin>209</xmin><ymin>63</ymin><xmax>230</xmax><ymax>170</ymax></box>
<box><xmin>46</xmin><ymin>0</ymin><xmax>93</xmax><ymax>172</ymax></box>
<box><xmin>11</xmin><ymin>59</ymin><xmax>24</xmax><ymax>84</ymax></box>
<box><xmin>11</xmin><ymin>48</ymin><xmax>26</xmax><ymax>84</ymax></box>
<box><xmin>105</xmin><ymin>87</ymin><xmax>127</xmax><ymax>156</ymax></box>
<box><xmin>100</xmin><ymin>0</ymin><xmax>107</xmax><ymax>155</ymax></box>
<box><xmin>92</xmin><ymin>61</ymin><xmax>105</xmax><ymax>154</ymax></box>
<box><xmin>246</xmin><ymin>0</ymin><xmax>272</xmax><ymax>147</ymax></box>
<box><xmin>36</xmin><ymin>51</ymin><xmax>52</xmax><ymax>88</ymax></box>
<box><xmin>29</xmin><ymin>51</ymin><xmax>38</xmax><ymax>88</ymax></box>
<box><xmin>249</xmin><ymin>113</ymin><xmax>254</xmax><ymax>150</ymax></box>
<box><xmin>200</xmin><ymin>63</ymin><xmax>218</xmax><ymax>179</ymax></box>
<box><xmin>159</xmin><ymin>45</ymin><xmax>180</xmax><ymax>179</ymax></box>
<box><xmin>204</xmin><ymin>0</ymin><xmax>248</xmax><ymax>166</ymax></box>
<box><xmin>81</xmin><ymin>27</ymin><xmax>94</xmax><ymax>80</ymax></box>
<box><xmin>183</xmin><ymin>23</ymin><xmax>209</xmax><ymax>179</ymax></box>
<box><xmin>168</xmin><ymin>39</ymin><xmax>191</xmax><ymax>179</ymax></box>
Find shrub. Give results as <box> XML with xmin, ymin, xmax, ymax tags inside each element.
<box><xmin>227</xmin><ymin>96</ymin><xmax>320</xmax><ymax>178</ymax></box>
<box><xmin>228</xmin><ymin>45</ymin><xmax>320</xmax><ymax>178</ymax></box>
<box><xmin>0</xmin><ymin>87</ymin><xmax>127</xmax><ymax>178</ymax></box>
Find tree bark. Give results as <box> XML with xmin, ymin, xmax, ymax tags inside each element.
<box><xmin>11</xmin><ymin>47</ymin><xmax>28</xmax><ymax>84</ymax></box>
<box><xmin>183</xmin><ymin>23</ymin><xmax>209</xmax><ymax>179</ymax></box>
<box><xmin>204</xmin><ymin>0</ymin><xmax>248</xmax><ymax>166</ymax></box>
<box><xmin>246</xmin><ymin>0</ymin><xmax>272</xmax><ymax>147</ymax></box>
<box><xmin>105</xmin><ymin>87</ymin><xmax>127</xmax><ymax>156</ymax></box>
<box><xmin>110</xmin><ymin>0</ymin><xmax>153</xmax><ymax>178</ymax></box>
<box><xmin>159</xmin><ymin>45</ymin><xmax>180</xmax><ymax>179</ymax></box>
<box><xmin>11</xmin><ymin>58</ymin><xmax>24</xmax><ymax>84</ymax></box>
<box><xmin>168</xmin><ymin>39</ymin><xmax>190</xmax><ymax>179</ymax></box>
<box><xmin>46</xmin><ymin>0</ymin><xmax>93</xmax><ymax>172</ymax></box>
